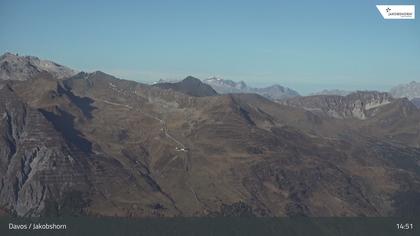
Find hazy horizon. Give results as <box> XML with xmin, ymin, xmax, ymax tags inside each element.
<box><xmin>1</xmin><ymin>0</ymin><xmax>419</xmax><ymax>95</ymax></box>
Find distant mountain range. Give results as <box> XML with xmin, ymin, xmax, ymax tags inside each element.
<box><xmin>153</xmin><ymin>76</ymin><xmax>420</xmax><ymax>111</ymax></box>
<box><xmin>154</xmin><ymin>77</ymin><xmax>420</xmax><ymax>107</ymax></box>
<box><xmin>203</xmin><ymin>77</ymin><xmax>300</xmax><ymax>100</ymax></box>
<box><xmin>281</xmin><ymin>91</ymin><xmax>397</xmax><ymax>120</ymax></box>
<box><xmin>154</xmin><ymin>77</ymin><xmax>300</xmax><ymax>100</ymax></box>
<box><xmin>389</xmin><ymin>81</ymin><xmax>420</xmax><ymax>108</ymax></box>
<box><xmin>390</xmin><ymin>81</ymin><xmax>420</xmax><ymax>100</ymax></box>
<box><xmin>309</xmin><ymin>82</ymin><xmax>420</xmax><ymax>108</ymax></box>
<box><xmin>310</xmin><ymin>89</ymin><xmax>352</xmax><ymax>96</ymax></box>
<box><xmin>2</xmin><ymin>52</ymin><xmax>420</xmax><ymax>218</ymax></box>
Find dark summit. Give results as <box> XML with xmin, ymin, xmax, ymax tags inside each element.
<box><xmin>153</xmin><ymin>76</ymin><xmax>218</xmax><ymax>97</ymax></box>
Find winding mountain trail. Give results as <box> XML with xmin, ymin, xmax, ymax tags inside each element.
<box><xmin>98</xmin><ymin>98</ymin><xmax>191</xmax><ymax>173</ymax></box>
<box><xmin>99</xmin><ymin>99</ymin><xmax>187</xmax><ymax>150</ymax></box>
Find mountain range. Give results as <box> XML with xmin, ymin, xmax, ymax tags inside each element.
<box><xmin>309</xmin><ymin>82</ymin><xmax>420</xmax><ymax>108</ymax></box>
<box><xmin>389</xmin><ymin>81</ymin><xmax>420</xmax><ymax>108</ymax></box>
<box><xmin>310</xmin><ymin>89</ymin><xmax>352</xmax><ymax>96</ymax></box>
<box><xmin>202</xmin><ymin>77</ymin><xmax>300</xmax><ymax>100</ymax></box>
<box><xmin>154</xmin><ymin>77</ymin><xmax>300</xmax><ymax>100</ymax></box>
<box><xmin>1</xmin><ymin>53</ymin><xmax>420</xmax><ymax>218</ymax></box>
<box><xmin>158</xmin><ymin>77</ymin><xmax>420</xmax><ymax>109</ymax></box>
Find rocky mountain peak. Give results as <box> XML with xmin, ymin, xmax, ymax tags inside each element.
<box><xmin>0</xmin><ymin>52</ymin><xmax>77</xmax><ymax>81</ymax></box>
<box><xmin>347</xmin><ymin>90</ymin><xmax>392</xmax><ymax>101</ymax></box>
<box><xmin>282</xmin><ymin>91</ymin><xmax>395</xmax><ymax>119</ymax></box>
<box><xmin>204</xmin><ymin>77</ymin><xmax>246</xmax><ymax>89</ymax></box>
<box><xmin>153</xmin><ymin>76</ymin><xmax>218</xmax><ymax>97</ymax></box>
<box><xmin>182</xmin><ymin>76</ymin><xmax>202</xmax><ymax>84</ymax></box>
<box><xmin>390</xmin><ymin>81</ymin><xmax>420</xmax><ymax>100</ymax></box>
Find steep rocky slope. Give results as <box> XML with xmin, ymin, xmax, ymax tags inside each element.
<box><xmin>281</xmin><ymin>91</ymin><xmax>394</xmax><ymax>120</ymax></box>
<box><xmin>2</xmin><ymin>54</ymin><xmax>420</xmax><ymax>217</ymax></box>
<box><xmin>281</xmin><ymin>91</ymin><xmax>420</xmax><ymax>147</ymax></box>
<box><xmin>0</xmin><ymin>78</ymin><xmax>179</xmax><ymax>217</ymax></box>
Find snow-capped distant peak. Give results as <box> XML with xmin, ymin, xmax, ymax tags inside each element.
<box><xmin>390</xmin><ymin>81</ymin><xmax>420</xmax><ymax>100</ymax></box>
<box><xmin>203</xmin><ymin>77</ymin><xmax>299</xmax><ymax>100</ymax></box>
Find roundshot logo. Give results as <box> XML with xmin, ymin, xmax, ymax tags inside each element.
<box><xmin>376</xmin><ymin>5</ymin><xmax>415</xmax><ymax>19</ymax></box>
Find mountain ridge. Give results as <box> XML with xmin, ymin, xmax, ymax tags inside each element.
<box><xmin>153</xmin><ymin>76</ymin><xmax>218</xmax><ymax>97</ymax></box>
<box><xmin>281</xmin><ymin>91</ymin><xmax>395</xmax><ymax>119</ymax></box>
<box><xmin>0</xmin><ymin>52</ymin><xmax>77</xmax><ymax>81</ymax></box>
<box><xmin>2</xmin><ymin>53</ymin><xmax>420</xmax><ymax>217</ymax></box>
<box><xmin>203</xmin><ymin>77</ymin><xmax>300</xmax><ymax>100</ymax></box>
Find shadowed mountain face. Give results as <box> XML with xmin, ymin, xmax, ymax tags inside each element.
<box><xmin>153</xmin><ymin>76</ymin><xmax>217</xmax><ymax>97</ymax></box>
<box><xmin>2</xmin><ymin>53</ymin><xmax>420</xmax><ymax>217</ymax></box>
<box><xmin>411</xmin><ymin>98</ymin><xmax>420</xmax><ymax>108</ymax></box>
<box><xmin>39</xmin><ymin>108</ymin><xmax>93</xmax><ymax>154</ymax></box>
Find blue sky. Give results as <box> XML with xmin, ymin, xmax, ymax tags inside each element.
<box><xmin>0</xmin><ymin>0</ymin><xmax>419</xmax><ymax>94</ymax></box>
